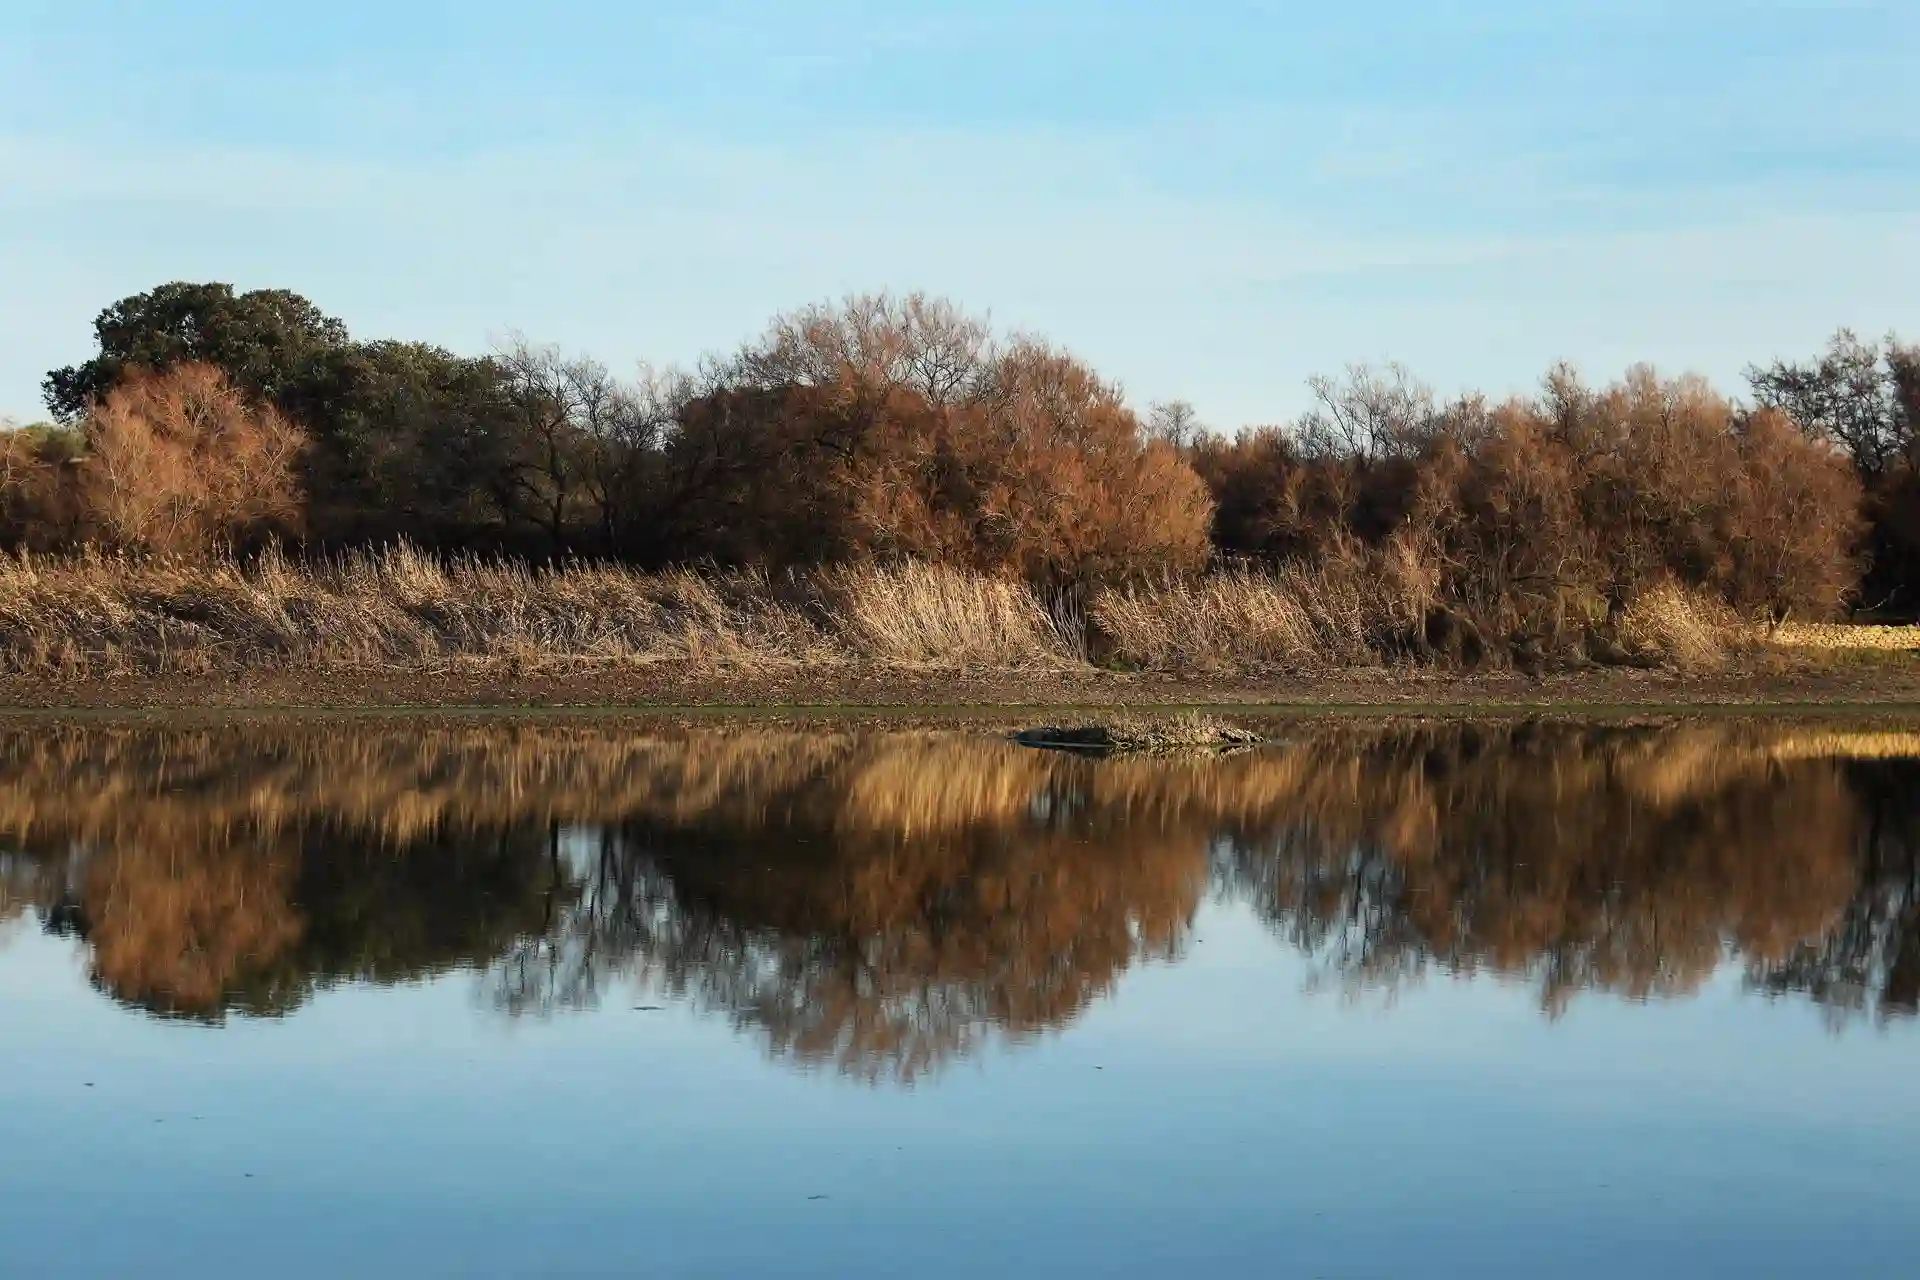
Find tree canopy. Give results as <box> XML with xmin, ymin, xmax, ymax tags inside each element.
<box><xmin>44</xmin><ymin>283</ymin><xmax>349</xmax><ymax>424</ymax></box>
<box><xmin>16</xmin><ymin>282</ymin><xmax>1906</xmax><ymax>620</ymax></box>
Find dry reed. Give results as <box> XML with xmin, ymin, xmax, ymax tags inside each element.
<box><xmin>0</xmin><ymin>546</ymin><xmax>1750</xmax><ymax>678</ymax></box>
<box><xmin>1090</xmin><ymin>567</ymin><xmax>1382</xmax><ymax>670</ymax></box>
<box><xmin>1772</xmin><ymin>622</ymin><xmax>1920</xmax><ymax>652</ymax></box>
<box><xmin>825</xmin><ymin>561</ymin><xmax>1075</xmax><ymax>666</ymax></box>
<box><xmin>1618</xmin><ymin>582</ymin><xmax>1750</xmax><ymax>673</ymax></box>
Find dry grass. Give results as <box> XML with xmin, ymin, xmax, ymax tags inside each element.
<box><xmin>0</xmin><ymin>546</ymin><xmax>1750</xmax><ymax>678</ymax></box>
<box><xmin>1089</xmin><ymin>547</ymin><xmax>1445</xmax><ymax>671</ymax></box>
<box><xmin>1772</xmin><ymin>621</ymin><xmax>1920</xmax><ymax>652</ymax></box>
<box><xmin>0</xmin><ymin>546</ymin><xmax>842</xmax><ymax>676</ymax></box>
<box><xmin>1618</xmin><ymin>582</ymin><xmax>1750</xmax><ymax>673</ymax></box>
<box><xmin>1091</xmin><ymin>569</ymin><xmax>1375</xmax><ymax>670</ymax></box>
<box><xmin>825</xmin><ymin>561</ymin><xmax>1076</xmax><ymax>666</ymax></box>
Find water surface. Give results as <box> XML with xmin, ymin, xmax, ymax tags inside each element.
<box><xmin>3</xmin><ymin>719</ymin><xmax>1918</xmax><ymax>1277</ymax></box>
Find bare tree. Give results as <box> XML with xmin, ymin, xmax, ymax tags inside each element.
<box><xmin>496</xmin><ymin>337</ymin><xmax>674</xmax><ymax>553</ymax></box>
<box><xmin>738</xmin><ymin>292</ymin><xmax>997</xmax><ymax>407</ymax></box>
<box><xmin>1298</xmin><ymin>363</ymin><xmax>1438</xmax><ymax>463</ymax></box>
<box><xmin>1146</xmin><ymin>399</ymin><xmax>1204</xmax><ymax>449</ymax></box>
<box><xmin>1748</xmin><ymin>330</ymin><xmax>1916</xmax><ymax>482</ymax></box>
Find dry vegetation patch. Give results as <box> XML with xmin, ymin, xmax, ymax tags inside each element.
<box><xmin>0</xmin><ymin>548</ymin><xmax>1758</xmax><ymax>681</ymax></box>
<box><xmin>1772</xmin><ymin>622</ymin><xmax>1920</xmax><ymax>652</ymax></box>
<box><xmin>1618</xmin><ymin>583</ymin><xmax>1751</xmax><ymax>673</ymax></box>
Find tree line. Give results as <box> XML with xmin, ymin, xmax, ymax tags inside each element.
<box><xmin>3</xmin><ymin>281</ymin><xmax>1913</xmax><ymax>626</ymax></box>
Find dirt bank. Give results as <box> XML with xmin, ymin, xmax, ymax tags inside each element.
<box><xmin>2</xmin><ymin>655</ymin><xmax>1917</xmax><ymax>715</ymax></box>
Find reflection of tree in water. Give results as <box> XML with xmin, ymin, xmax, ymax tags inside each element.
<box><xmin>1</xmin><ymin>721</ymin><xmax>1917</xmax><ymax>1069</ymax></box>
<box><xmin>0</xmin><ymin>725</ymin><xmax>568</xmax><ymax>1018</ymax></box>
<box><xmin>0</xmin><ymin>729</ymin><xmax>1210</xmax><ymax>1069</ymax></box>
<box><xmin>1217</xmin><ymin>724</ymin><xmax>1868</xmax><ymax>1014</ymax></box>
<box><xmin>1750</xmin><ymin>759</ymin><xmax>1920</xmax><ymax>1025</ymax></box>
<box><xmin>17</xmin><ymin>821</ymin><xmax>559</xmax><ymax>1020</ymax></box>
<box><xmin>490</xmin><ymin>742</ymin><xmax>1208</xmax><ymax>1082</ymax></box>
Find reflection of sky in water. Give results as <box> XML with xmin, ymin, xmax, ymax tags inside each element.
<box><xmin>4</xmin><ymin>894</ymin><xmax>1918</xmax><ymax>1280</ymax></box>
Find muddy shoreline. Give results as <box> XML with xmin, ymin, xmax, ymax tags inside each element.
<box><xmin>2</xmin><ymin>658</ymin><xmax>1917</xmax><ymax>718</ymax></box>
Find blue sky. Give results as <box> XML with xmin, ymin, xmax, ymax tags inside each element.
<box><xmin>2</xmin><ymin>0</ymin><xmax>1916</xmax><ymax>428</ymax></box>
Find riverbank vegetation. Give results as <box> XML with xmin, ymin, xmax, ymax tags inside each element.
<box><xmin>3</xmin><ymin>282</ymin><xmax>1912</xmax><ymax>678</ymax></box>
<box><xmin>0</xmin><ymin>546</ymin><xmax>1756</xmax><ymax>677</ymax></box>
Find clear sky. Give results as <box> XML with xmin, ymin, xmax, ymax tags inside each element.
<box><xmin>2</xmin><ymin>0</ymin><xmax>1915</xmax><ymax>428</ymax></box>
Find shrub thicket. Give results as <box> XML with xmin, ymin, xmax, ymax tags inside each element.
<box><xmin>650</xmin><ymin>299</ymin><xmax>1212</xmax><ymax>581</ymax></box>
<box><xmin>4</xmin><ymin>364</ymin><xmax>306</xmax><ymax>555</ymax></box>
<box><xmin>2</xmin><ymin>281</ymin><xmax>1889</xmax><ymax>668</ymax></box>
<box><xmin>1192</xmin><ymin>363</ymin><xmax>1862</xmax><ymax>648</ymax></box>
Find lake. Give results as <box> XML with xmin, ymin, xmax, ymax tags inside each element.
<box><xmin>2</xmin><ymin>717</ymin><xmax>1918</xmax><ymax>1278</ymax></box>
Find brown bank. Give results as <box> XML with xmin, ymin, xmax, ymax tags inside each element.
<box><xmin>4</xmin><ymin>657</ymin><xmax>1918</xmax><ymax>714</ymax></box>
<box><xmin>2</xmin><ymin>548</ymin><xmax>1915</xmax><ymax>714</ymax></box>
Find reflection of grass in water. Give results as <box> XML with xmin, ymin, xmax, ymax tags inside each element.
<box><xmin>0</xmin><ymin>723</ymin><xmax>1334</xmax><ymax>847</ymax></box>
<box><xmin>1604</xmin><ymin>730</ymin><xmax>1920</xmax><ymax>807</ymax></box>
<box><xmin>0</xmin><ymin>719</ymin><xmax>1891</xmax><ymax>874</ymax></box>
<box><xmin>1759</xmin><ymin>731</ymin><xmax>1920</xmax><ymax>759</ymax></box>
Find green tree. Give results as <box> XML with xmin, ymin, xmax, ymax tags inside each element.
<box><xmin>42</xmin><ymin>283</ymin><xmax>540</xmax><ymax>549</ymax></box>
<box><xmin>285</xmin><ymin>340</ymin><xmax>518</xmax><ymax>544</ymax></box>
<box><xmin>43</xmin><ymin>282</ymin><xmax>349</xmax><ymax>423</ymax></box>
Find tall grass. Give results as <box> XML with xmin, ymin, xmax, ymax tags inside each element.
<box><xmin>1772</xmin><ymin>621</ymin><xmax>1920</xmax><ymax>652</ymax></box>
<box><xmin>825</xmin><ymin>561</ymin><xmax>1075</xmax><ymax>666</ymax></box>
<box><xmin>0</xmin><ymin>545</ymin><xmax>1748</xmax><ymax>678</ymax></box>
<box><xmin>0</xmin><ymin>546</ymin><xmax>841</xmax><ymax>676</ymax></box>
<box><xmin>1618</xmin><ymin>582</ymin><xmax>1747</xmax><ymax>674</ymax></box>
<box><xmin>1090</xmin><ymin>565</ymin><xmax>1388</xmax><ymax>670</ymax></box>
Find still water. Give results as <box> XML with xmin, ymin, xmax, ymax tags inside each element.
<box><xmin>2</xmin><ymin>718</ymin><xmax>1919</xmax><ymax>1278</ymax></box>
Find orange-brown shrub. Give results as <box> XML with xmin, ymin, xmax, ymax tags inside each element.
<box><xmin>1194</xmin><ymin>365</ymin><xmax>1863</xmax><ymax>649</ymax></box>
<box><xmin>850</xmin><ymin>342</ymin><xmax>1213</xmax><ymax>583</ymax></box>
<box><xmin>78</xmin><ymin>362</ymin><xmax>309</xmax><ymax>555</ymax></box>
<box><xmin>1724</xmin><ymin>407</ymin><xmax>1865</xmax><ymax>623</ymax></box>
<box><xmin>0</xmin><ymin>425</ymin><xmax>85</xmax><ymax>549</ymax></box>
<box><xmin>654</xmin><ymin>296</ymin><xmax>1214</xmax><ymax>584</ymax></box>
